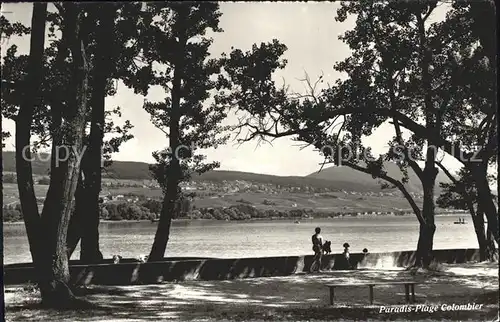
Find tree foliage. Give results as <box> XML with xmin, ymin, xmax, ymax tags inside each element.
<box><xmin>1</xmin><ymin>5</ymin><xmax>136</xmax><ymax>161</ymax></box>
<box><xmin>227</xmin><ymin>0</ymin><xmax>498</xmax><ymax>258</ymax></box>
<box><xmin>437</xmin><ymin>167</ymin><xmax>497</xmax><ymax>211</ymax></box>
<box><xmin>132</xmin><ymin>3</ymin><xmax>231</xmax><ymax>189</ymax></box>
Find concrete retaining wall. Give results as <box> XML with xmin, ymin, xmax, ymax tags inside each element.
<box><xmin>3</xmin><ymin>248</ymin><xmax>485</xmax><ymax>286</ymax></box>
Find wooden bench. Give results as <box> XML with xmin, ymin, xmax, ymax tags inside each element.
<box><xmin>325</xmin><ymin>281</ymin><xmax>422</xmax><ymax>305</ymax></box>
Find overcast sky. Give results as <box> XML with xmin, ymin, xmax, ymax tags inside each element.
<box><xmin>1</xmin><ymin>2</ymin><xmax>463</xmax><ymax>176</ymax></box>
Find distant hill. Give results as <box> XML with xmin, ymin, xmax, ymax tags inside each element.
<box><xmin>307</xmin><ymin>161</ymin><xmax>451</xmax><ymax>194</ymax></box>
<box><xmin>2</xmin><ymin>151</ymin><xmax>152</xmax><ymax>180</ymax></box>
<box><xmin>3</xmin><ymin>151</ymin><xmax>54</xmax><ymax>177</ymax></box>
<box><xmin>2</xmin><ymin>151</ymin><xmax>449</xmax><ymax>193</ymax></box>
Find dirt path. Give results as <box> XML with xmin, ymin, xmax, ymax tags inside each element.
<box><xmin>4</xmin><ymin>262</ymin><xmax>498</xmax><ymax>321</ymax></box>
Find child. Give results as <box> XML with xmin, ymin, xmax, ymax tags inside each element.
<box><xmin>343</xmin><ymin>243</ymin><xmax>350</xmax><ymax>259</ymax></box>
<box><xmin>342</xmin><ymin>242</ymin><xmax>351</xmax><ymax>269</ymax></box>
<box><xmin>362</xmin><ymin>248</ymin><xmax>369</xmax><ymax>264</ymax></box>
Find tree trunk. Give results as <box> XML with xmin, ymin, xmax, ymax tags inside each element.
<box><xmin>414</xmin><ymin>143</ymin><xmax>438</xmax><ymax>268</ymax></box>
<box><xmin>48</xmin><ymin>6</ymin><xmax>82</xmax><ymax>260</ymax></box>
<box><xmin>471</xmin><ymin>209</ymin><xmax>487</xmax><ymax>261</ymax></box>
<box><xmin>415</xmin><ymin>222</ymin><xmax>436</xmax><ymax>268</ymax></box>
<box><xmin>79</xmin><ymin>5</ymin><xmax>115</xmax><ymax>263</ymax></box>
<box><xmin>413</xmin><ymin>8</ymin><xmax>438</xmax><ymax>269</ymax></box>
<box><xmin>415</xmin><ymin>154</ymin><xmax>437</xmax><ymax>268</ymax></box>
<box><xmin>65</xmin><ymin>5</ymin><xmax>116</xmax><ymax>263</ymax></box>
<box><xmin>468</xmin><ymin>0</ymin><xmax>498</xmax><ymax>243</ymax></box>
<box><xmin>148</xmin><ymin>185</ymin><xmax>180</xmax><ymax>261</ymax></box>
<box><xmin>148</xmin><ymin>26</ymin><xmax>187</xmax><ymax>262</ymax></box>
<box><xmin>37</xmin><ymin>3</ymin><xmax>90</xmax><ymax>307</ymax></box>
<box><xmin>435</xmin><ymin>162</ymin><xmax>496</xmax><ymax>261</ymax></box>
<box><xmin>66</xmin><ymin>171</ymin><xmax>86</xmax><ymax>258</ymax></box>
<box><xmin>485</xmin><ymin>223</ymin><xmax>498</xmax><ymax>261</ymax></box>
<box><xmin>471</xmin><ymin>209</ymin><xmax>496</xmax><ymax>261</ymax></box>
<box><xmin>471</xmin><ymin>164</ymin><xmax>499</xmax><ymax>243</ymax></box>
<box><xmin>415</xmin><ymin>201</ymin><xmax>436</xmax><ymax>267</ymax></box>
<box><xmin>15</xmin><ymin>2</ymin><xmax>47</xmax><ymax>266</ymax></box>
<box><xmin>470</xmin><ymin>206</ymin><xmax>496</xmax><ymax>262</ymax></box>
<box><xmin>147</xmin><ymin>91</ymin><xmax>182</xmax><ymax>261</ymax></box>
<box><xmin>80</xmin><ymin>158</ymin><xmax>104</xmax><ymax>263</ymax></box>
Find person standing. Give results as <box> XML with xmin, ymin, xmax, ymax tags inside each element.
<box><xmin>311</xmin><ymin>227</ymin><xmax>323</xmax><ymax>272</ymax></box>
<box><xmin>343</xmin><ymin>242</ymin><xmax>352</xmax><ymax>269</ymax></box>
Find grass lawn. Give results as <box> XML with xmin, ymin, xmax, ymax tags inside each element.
<box><xmin>4</xmin><ymin>262</ymin><xmax>498</xmax><ymax>321</ymax></box>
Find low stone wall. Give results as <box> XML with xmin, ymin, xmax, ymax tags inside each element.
<box><xmin>3</xmin><ymin>248</ymin><xmax>485</xmax><ymax>286</ymax></box>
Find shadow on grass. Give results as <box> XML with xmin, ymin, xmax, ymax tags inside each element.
<box><xmin>5</xmin><ymin>264</ymin><xmax>499</xmax><ymax>321</ymax></box>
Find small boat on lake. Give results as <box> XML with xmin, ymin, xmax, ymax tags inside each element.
<box><xmin>454</xmin><ymin>217</ymin><xmax>467</xmax><ymax>224</ymax></box>
<box><xmin>151</xmin><ymin>218</ymin><xmax>159</xmax><ymax>223</ymax></box>
<box><xmin>294</xmin><ymin>220</ymin><xmax>300</xmax><ymax>224</ymax></box>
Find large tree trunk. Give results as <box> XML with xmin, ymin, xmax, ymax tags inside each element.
<box><xmin>414</xmin><ymin>9</ymin><xmax>438</xmax><ymax>269</ymax></box>
<box><xmin>15</xmin><ymin>2</ymin><xmax>46</xmax><ymax>266</ymax></box>
<box><xmin>46</xmin><ymin>26</ymin><xmax>82</xmax><ymax>263</ymax></box>
<box><xmin>79</xmin><ymin>5</ymin><xmax>115</xmax><ymax>263</ymax></box>
<box><xmin>37</xmin><ymin>3</ymin><xmax>90</xmax><ymax>307</ymax></box>
<box><xmin>49</xmin><ymin>8</ymin><xmax>81</xmax><ymax>260</ymax></box>
<box><xmin>415</xmin><ymin>159</ymin><xmax>437</xmax><ymax>268</ymax></box>
<box><xmin>65</xmin><ymin>5</ymin><xmax>116</xmax><ymax>263</ymax></box>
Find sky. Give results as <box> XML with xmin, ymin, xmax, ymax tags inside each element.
<box><xmin>1</xmin><ymin>2</ymin><xmax>463</xmax><ymax>177</ymax></box>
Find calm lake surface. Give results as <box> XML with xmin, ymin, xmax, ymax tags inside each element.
<box><xmin>3</xmin><ymin>215</ymin><xmax>477</xmax><ymax>264</ymax></box>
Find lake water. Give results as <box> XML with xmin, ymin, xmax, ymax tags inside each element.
<box><xmin>3</xmin><ymin>215</ymin><xmax>478</xmax><ymax>265</ymax></box>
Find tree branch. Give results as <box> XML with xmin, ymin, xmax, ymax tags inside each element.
<box><xmin>436</xmin><ymin>161</ymin><xmax>477</xmax><ymax>218</ymax></box>
<box><xmin>343</xmin><ymin>160</ymin><xmax>424</xmax><ymax>225</ymax></box>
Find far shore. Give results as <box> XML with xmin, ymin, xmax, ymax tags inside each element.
<box><xmin>3</xmin><ymin>212</ymin><xmax>466</xmax><ymax>225</ymax></box>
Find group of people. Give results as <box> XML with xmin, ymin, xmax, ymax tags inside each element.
<box><xmin>310</xmin><ymin>227</ymin><xmax>368</xmax><ymax>272</ymax></box>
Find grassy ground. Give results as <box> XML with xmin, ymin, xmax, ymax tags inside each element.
<box><xmin>4</xmin><ymin>262</ymin><xmax>498</xmax><ymax>321</ymax></box>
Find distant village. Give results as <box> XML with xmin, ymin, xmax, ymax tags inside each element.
<box><xmin>6</xmin><ymin>171</ymin><xmax>426</xmax><ymax>205</ymax></box>
<box><xmin>4</xmin><ymin>172</ymin><xmax>463</xmax><ymax>217</ymax></box>
<box><xmin>99</xmin><ymin>178</ymin><xmax>425</xmax><ymax>199</ymax></box>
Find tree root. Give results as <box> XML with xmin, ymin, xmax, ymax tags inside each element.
<box><xmin>39</xmin><ymin>280</ymin><xmax>97</xmax><ymax>309</ymax></box>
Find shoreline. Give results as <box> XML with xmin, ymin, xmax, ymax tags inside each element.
<box><xmin>3</xmin><ymin>212</ymin><xmax>467</xmax><ymax>225</ymax></box>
